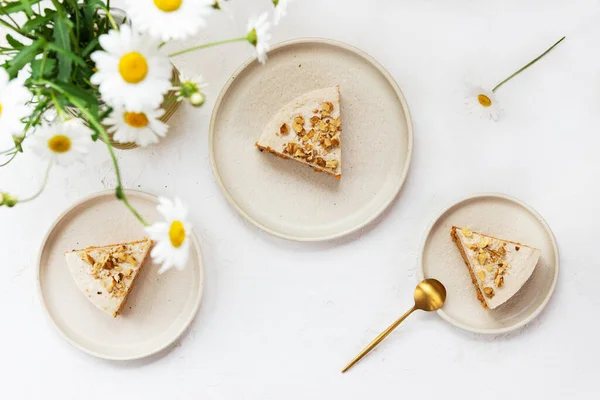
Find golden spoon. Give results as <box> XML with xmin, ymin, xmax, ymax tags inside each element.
<box><xmin>341</xmin><ymin>278</ymin><xmax>446</xmax><ymax>373</ymax></box>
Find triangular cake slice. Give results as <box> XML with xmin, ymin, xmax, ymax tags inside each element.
<box><xmin>65</xmin><ymin>239</ymin><xmax>153</xmax><ymax>317</ymax></box>
<box><xmin>451</xmin><ymin>227</ymin><xmax>541</xmax><ymax>309</ymax></box>
<box><xmin>256</xmin><ymin>86</ymin><xmax>342</xmax><ymax>179</ymax></box>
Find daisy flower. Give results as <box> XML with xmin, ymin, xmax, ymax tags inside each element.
<box><xmin>246</xmin><ymin>12</ymin><xmax>272</xmax><ymax>65</ymax></box>
<box><xmin>465</xmin><ymin>85</ymin><xmax>501</xmax><ymax>121</ymax></box>
<box><xmin>104</xmin><ymin>105</ymin><xmax>169</xmax><ymax>147</ymax></box>
<box><xmin>0</xmin><ymin>68</ymin><xmax>31</xmax><ymax>144</ymax></box>
<box><xmin>272</xmin><ymin>0</ymin><xmax>292</xmax><ymax>25</ymax></box>
<box><xmin>91</xmin><ymin>25</ymin><xmax>171</xmax><ymax>111</ymax></box>
<box><xmin>28</xmin><ymin>119</ymin><xmax>93</xmax><ymax>166</ymax></box>
<box><xmin>174</xmin><ymin>74</ymin><xmax>208</xmax><ymax>106</ymax></box>
<box><xmin>124</xmin><ymin>0</ymin><xmax>213</xmax><ymax>42</ymax></box>
<box><xmin>145</xmin><ymin>197</ymin><xmax>192</xmax><ymax>274</ymax></box>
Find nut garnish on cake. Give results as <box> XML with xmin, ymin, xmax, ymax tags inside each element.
<box><xmin>450</xmin><ymin>227</ymin><xmax>541</xmax><ymax>309</ymax></box>
<box><xmin>255</xmin><ymin>86</ymin><xmax>342</xmax><ymax>179</ymax></box>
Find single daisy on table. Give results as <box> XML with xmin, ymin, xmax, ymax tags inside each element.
<box><xmin>0</xmin><ymin>68</ymin><xmax>31</xmax><ymax>144</ymax></box>
<box><xmin>272</xmin><ymin>0</ymin><xmax>292</xmax><ymax>25</ymax></box>
<box><xmin>28</xmin><ymin>120</ymin><xmax>92</xmax><ymax>166</ymax></box>
<box><xmin>91</xmin><ymin>25</ymin><xmax>172</xmax><ymax>111</ymax></box>
<box><xmin>246</xmin><ymin>12</ymin><xmax>272</xmax><ymax>65</ymax></box>
<box><xmin>174</xmin><ymin>74</ymin><xmax>208</xmax><ymax>106</ymax></box>
<box><xmin>124</xmin><ymin>0</ymin><xmax>214</xmax><ymax>42</ymax></box>
<box><xmin>465</xmin><ymin>85</ymin><xmax>500</xmax><ymax>121</ymax></box>
<box><xmin>145</xmin><ymin>197</ymin><xmax>193</xmax><ymax>274</ymax></box>
<box><xmin>104</xmin><ymin>106</ymin><xmax>169</xmax><ymax>147</ymax></box>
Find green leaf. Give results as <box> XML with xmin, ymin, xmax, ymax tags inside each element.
<box><xmin>22</xmin><ymin>11</ymin><xmax>56</xmax><ymax>32</ymax></box>
<box><xmin>53</xmin><ymin>81</ymin><xmax>99</xmax><ymax>110</ymax></box>
<box><xmin>6</xmin><ymin>39</ymin><xmax>45</xmax><ymax>78</ymax></box>
<box><xmin>31</xmin><ymin>58</ymin><xmax>56</xmax><ymax>79</ymax></box>
<box><xmin>53</xmin><ymin>13</ymin><xmax>74</xmax><ymax>82</ymax></box>
<box><xmin>20</xmin><ymin>0</ymin><xmax>33</xmax><ymax>17</ymax></box>
<box><xmin>0</xmin><ymin>0</ymin><xmax>43</xmax><ymax>14</ymax></box>
<box><xmin>5</xmin><ymin>34</ymin><xmax>24</xmax><ymax>50</ymax></box>
<box><xmin>82</xmin><ymin>38</ymin><xmax>99</xmax><ymax>57</ymax></box>
<box><xmin>46</xmin><ymin>43</ymin><xmax>86</xmax><ymax>67</ymax></box>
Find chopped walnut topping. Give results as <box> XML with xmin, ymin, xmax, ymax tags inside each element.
<box><xmin>483</xmin><ymin>287</ymin><xmax>495</xmax><ymax>298</ymax></box>
<box><xmin>333</xmin><ymin>117</ymin><xmax>341</xmax><ymax>130</ymax></box>
<box><xmin>477</xmin><ymin>252</ymin><xmax>487</xmax><ymax>265</ymax></box>
<box><xmin>293</xmin><ymin>122</ymin><xmax>304</xmax><ymax>133</ymax></box>
<box><xmin>321</xmin><ymin>111</ymin><xmax>330</xmax><ymax>118</ymax></box>
<box><xmin>326</xmin><ymin>159</ymin><xmax>338</xmax><ymax>169</ymax></box>
<box><xmin>321</xmin><ymin>101</ymin><xmax>334</xmax><ymax>113</ymax></box>
<box><xmin>485</xmin><ymin>265</ymin><xmax>494</xmax><ymax>272</ymax></box>
<box><xmin>494</xmin><ymin>275</ymin><xmax>504</xmax><ymax>288</ymax></box>
<box><xmin>316</xmin><ymin>158</ymin><xmax>326</xmax><ymax>168</ymax></box>
<box><xmin>310</xmin><ymin>116</ymin><xmax>320</xmax><ymax>126</ymax></box>
<box><xmin>294</xmin><ymin>148</ymin><xmax>307</xmax><ymax>158</ymax></box>
<box><xmin>279</xmin><ymin>123</ymin><xmax>289</xmax><ymax>135</ymax></box>
<box><xmin>479</xmin><ymin>237</ymin><xmax>490</xmax><ymax>248</ymax></box>
<box><xmin>330</xmin><ymin>133</ymin><xmax>340</xmax><ymax>147</ymax></box>
<box><xmin>312</xmin><ymin>108</ymin><xmax>318</xmax><ymax>114</ymax></box>
<box><xmin>477</xmin><ymin>270</ymin><xmax>486</xmax><ymax>281</ymax></box>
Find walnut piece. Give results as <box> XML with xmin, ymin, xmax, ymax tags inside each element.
<box><xmin>325</xmin><ymin>159</ymin><xmax>338</xmax><ymax>169</ymax></box>
<box><xmin>483</xmin><ymin>287</ymin><xmax>495</xmax><ymax>298</ymax></box>
<box><xmin>279</xmin><ymin>123</ymin><xmax>289</xmax><ymax>135</ymax></box>
<box><xmin>494</xmin><ymin>275</ymin><xmax>504</xmax><ymax>288</ymax></box>
<box><xmin>321</xmin><ymin>101</ymin><xmax>334</xmax><ymax>113</ymax></box>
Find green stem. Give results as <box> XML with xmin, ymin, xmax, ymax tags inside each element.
<box><xmin>492</xmin><ymin>36</ymin><xmax>566</xmax><ymax>93</ymax></box>
<box><xmin>38</xmin><ymin>79</ymin><xmax>149</xmax><ymax>226</ymax></box>
<box><xmin>0</xmin><ymin>152</ymin><xmax>17</xmax><ymax>167</ymax></box>
<box><xmin>0</xmin><ymin>147</ymin><xmax>16</xmax><ymax>155</ymax></box>
<box><xmin>100</xmin><ymin>7</ymin><xmax>119</xmax><ymax>30</ymax></box>
<box><xmin>19</xmin><ymin>162</ymin><xmax>52</xmax><ymax>202</ymax></box>
<box><xmin>168</xmin><ymin>37</ymin><xmax>247</xmax><ymax>57</ymax></box>
<box><xmin>0</xmin><ymin>15</ymin><xmax>36</xmax><ymax>40</ymax></box>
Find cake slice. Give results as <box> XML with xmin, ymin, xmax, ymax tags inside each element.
<box><xmin>256</xmin><ymin>86</ymin><xmax>342</xmax><ymax>179</ymax></box>
<box><xmin>65</xmin><ymin>239</ymin><xmax>153</xmax><ymax>317</ymax></box>
<box><xmin>451</xmin><ymin>227</ymin><xmax>541</xmax><ymax>309</ymax></box>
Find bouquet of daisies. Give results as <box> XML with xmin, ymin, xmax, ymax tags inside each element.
<box><xmin>0</xmin><ymin>0</ymin><xmax>290</xmax><ymax>272</ymax></box>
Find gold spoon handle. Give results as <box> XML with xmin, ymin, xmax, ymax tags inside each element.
<box><xmin>341</xmin><ymin>306</ymin><xmax>416</xmax><ymax>373</ymax></box>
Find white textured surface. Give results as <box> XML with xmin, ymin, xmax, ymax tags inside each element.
<box><xmin>1</xmin><ymin>0</ymin><xmax>599</xmax><ymax>398</ymax></box>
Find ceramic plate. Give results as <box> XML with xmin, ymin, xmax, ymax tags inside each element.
<box><xmin>209</xmin><ymin>38</ymin><xmax>413</xmax><ymax>241</ymax></box>
<box><xmin>37</xmin><ymin>190</ymin><xmax>204</xmax><ymax>360</ymax></box>
<box><xmin>419</xmin><ymin>193</ymin><xmax>559</xmax><ymax>334</ymax></box>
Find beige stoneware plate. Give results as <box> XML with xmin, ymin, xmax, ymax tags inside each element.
<box><xmin>209</xmin><ymin>38</ymin><xmax>413</xmax><ymax>241</ymax></box>
<box><xmin>37</xmin><ymin>190</ymin><xmax>204</xmax><ymax>360</ymax></box>
<box><xmin>419</xmin><ymin>193</ymin><xmax>559</xmax><ymax>334</ymax></box>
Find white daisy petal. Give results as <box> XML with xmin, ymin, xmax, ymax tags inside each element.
<box><xmin>145</xmin><ymin>197</ymin><xmax>192</xmax><ymax>274</ymax></box>
<box><xmin>104</xmin><ymin>105</ymin><xmax>169</xmax><ymax>147</ymax></box>
<box><xmin>28</xmin><ymin>119</ymin><xmax>93</xmax><ymax>166</ymax></box>
<box><xmin>464</xmin><ymin>84</ymin><xmax>501</xmax><ymax>121</ymax></box>
<box><xmin>125</xmin><ymin>0</ymin><xmax>213</xmax><ymax>42</ymax></box>
<box><xmin>247</xmin><ymin>12</ymin><xmax>272</xmax><ymax>65</ymax></box>
<box><xmin>91</xmin><ymin>27</ymin><xmax>171</xmax><ymax>111</ymax></box>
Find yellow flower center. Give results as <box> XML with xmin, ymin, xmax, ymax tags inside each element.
<box><xmin>124</xmin><ymin>112</ymin><xmax>149</xmax><ymax>128</ymax></box>
<box><xmin>0</xmin><ymin>103</ymin><xmax>3</xmax><ymax>115</ymax></box>
<box><xmin>118</xmin><ymin>52</ymin><xmax>148</xmax><ymax>84</ymax></box>
<box><xmin>154</xmin><ymin>0</ymin><xmax>182</xmax><ymax>12</ymax></box>
<box><xmin>47</xmin><ymin>135</ymin><xmax>71</xmax><ymax>153</ymax></box>
<box><xmin>477</xmin><ymin>94</ymin><xmax>492</xmax><ymax>107</ymax></box>
<box><xmin>169</xmin><ymin>220</ymin><xmax>186</xmax><ymax>248</ymax></box>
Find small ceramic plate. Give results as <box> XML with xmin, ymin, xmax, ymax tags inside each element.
<box><xmin>209</xmin><ymin>38</ymin><xmax>413</xmax><ymax>241</ymax></box>
<box><xmin>37</xmin><ymin>190</ymin><xmax>204</xmax><ymax>360</ymax></box>
<box><xmin>419</xmin><ymin>193</ymin><xmax>559</xmax><ymax>334</ymax></box>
